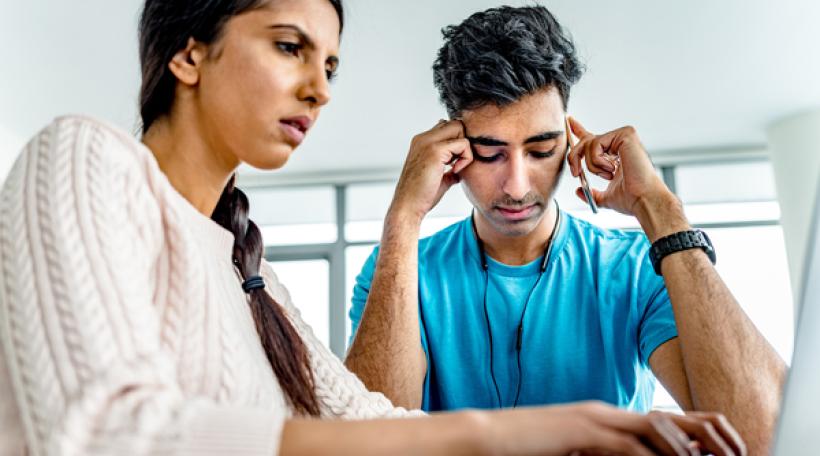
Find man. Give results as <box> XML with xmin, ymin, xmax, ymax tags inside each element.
<box><xmin>345</xmin><ymin>5</ymin><xmax>785</xmax><ymax>453</ymax></box>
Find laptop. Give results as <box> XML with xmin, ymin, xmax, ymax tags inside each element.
<box><xmin>771</xmin><ymin>178</ymin><xmax>820</xmax><ymax>455</ymax></box>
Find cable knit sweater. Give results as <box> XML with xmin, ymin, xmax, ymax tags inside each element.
<box><xmin>0</xmin><ymin>115</ymin><xmax>420</xmax><ymax>456</ymax></box>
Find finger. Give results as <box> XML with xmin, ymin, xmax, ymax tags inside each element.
<box><xmin>435</xmin><ymin>137</ymin><xmax>471</xmax><ymax>166</ymax></box>
<box><xmin>567</xmin><ymin>133</ymin><xmax>594</xmax><ymax>178</ymax></box>
<box><xmin>678</xmin><ymin>418</ymin><xmax>731</xmax><ymax>456</ymax></box>
<box><xmin>580</xmin><ymin>405</ymin><xmax>685</xmax><ymax>455</ymax></box>
<box><xmin>575</xmin><ymin>187</ymin><xmax>607</xmax><ymax>209</ymax></box>
<box><xmin>649</xmin><ymin>413</ymin><xmax>697</xmax><ymax>456</ymax></box>
<box><xmin>451</xmin><ymin>143</ymin><xmax>473</xmax><ymax>174</ymax></box>
<box><xmin>568</xmin><ymin>116</ymin><xmax>594</xmax><ymax>140</ymax></box>
<box><xmin>585</xmin><ymin>426</ymin><xmax>655</xmax><ymax>456</ymax></box>
<box><xmin>424</xmin><ymin>119</ymin><xmax>467</xmax><ymax>143</ymax></box>
<box><xmin>441</xmin><ymin>169</ymin><xmax>461</xmax><ymax>189</ymax></box>
<box><xmin>582</xmin><ymin>136</ymin><xmax>618</xmax><ymax>176</ymax></box>
<box><xmin>675</xmin><ymin>414</ymin><xmax>741</xmax><ymax>456</ymax></box>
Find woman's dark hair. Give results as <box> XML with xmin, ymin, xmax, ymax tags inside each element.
<box><xmin>432</xmin><ymin>5</ymin><xmax>584</xmax><ymax>118</ymax></box>
<box><xmin>138</xmin><ymin>0</ymin><xmax>344</xmax><ymax>416</ymax></box>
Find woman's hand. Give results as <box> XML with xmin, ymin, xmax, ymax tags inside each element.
<box><xmin>479</xmin><ymin>401</ymin><xmax>746</xmax><ymax>456</ymax></box>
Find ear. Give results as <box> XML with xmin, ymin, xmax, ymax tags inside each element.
<box><xmin>168</xmin><ymin>37</ymin><xmax>208</xmax><ymax>86</ymax></box>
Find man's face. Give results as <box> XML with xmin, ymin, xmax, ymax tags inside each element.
<box><xmin>459</xmin><ymin>87</ymin><xmax>567</xmax><ymax>238</ymax></box>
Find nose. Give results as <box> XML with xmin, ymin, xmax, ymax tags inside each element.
<box><xmin>501</xmin><ymin>152</ymin><xmax>531</xmax><ymax>201</ymax></box>
<box><xmin>297</xmin><ymin>62</ymin><xmax>331</xmax><ymax>108</ymax></box>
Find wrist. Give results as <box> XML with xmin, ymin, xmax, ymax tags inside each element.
<box><xmin>456</xmin><ymin>411</ymin><xmax>495</xmax><ymax>456</ymax></box>
<box><xmin>385</xmin><ymin>203</ymin><xmax>425</xmax><ymax>228</ymax></box>
<box><xmin>634</xmin><ymin>190</ymin><xmax>691</xmax><ymax>243</ymax></box>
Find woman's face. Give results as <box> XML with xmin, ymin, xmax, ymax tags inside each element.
<box><xmin>196</xmin><ymin>0</ymin><xmax>340</xmax><ymax>170</ymax></box>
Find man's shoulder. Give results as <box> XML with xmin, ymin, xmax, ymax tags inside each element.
<box><xmin>418</xmin><ymin>216</ymin><xmax>470</xmax><ymax>255</ymax></box>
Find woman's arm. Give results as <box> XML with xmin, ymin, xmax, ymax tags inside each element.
<box><xmin>0</xmin><ymin>117</ymin><xmax>284</xmax><ymax>455</ymax></box>
<box><xmin>280</xmin><ymin>403</ymin><xmax>747</xmax><ymax>456</ymax></box>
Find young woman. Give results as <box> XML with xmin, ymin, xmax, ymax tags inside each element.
<box><xmin>0</xmin><ymin>1</ymin><xmax>745</xmax><ymax>454</ymax></box>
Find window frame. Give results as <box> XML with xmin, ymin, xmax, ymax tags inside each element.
<box><xmin>250</xmin><ymin>152</ymin><xmax>784</xmax><ymax>359</ymax></box>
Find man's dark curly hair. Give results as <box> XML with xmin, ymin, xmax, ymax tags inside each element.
<box><xmin>433</xmin><ymin>5</ymin><xmax>584</xmax><ymax>118</ymax></box>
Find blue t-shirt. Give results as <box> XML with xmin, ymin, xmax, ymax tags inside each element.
<box><xmin>349</xmin><ymin>212</ymin><xmax>677</xmax><ymax>412</ymax></box>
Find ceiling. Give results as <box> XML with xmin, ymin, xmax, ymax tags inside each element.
<box><xmin>2</xmin><ymin>0</ymin><xmax>819</xmax><ymax>180</ymax></box>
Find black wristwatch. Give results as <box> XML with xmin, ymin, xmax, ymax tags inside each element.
<box><xmin>649</xmin><ymin>229</ymin><xmax>716</xmax><ymax>275</ymax></box>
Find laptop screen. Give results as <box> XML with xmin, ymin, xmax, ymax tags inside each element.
<box><xmin>772</xmin><ymin>179</ymin><xmax>820</xmax><ymax>455</ymax></box>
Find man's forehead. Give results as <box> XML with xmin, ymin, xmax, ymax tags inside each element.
<box><xmin>461</xmin><ymin>100</ymin><xmax>566</xmax><ymax>143</ymax></box>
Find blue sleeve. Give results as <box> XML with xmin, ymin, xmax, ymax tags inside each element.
<box><xmin>348</xmin><ymin>245</ymin><xmax>380</xmax><ymax>347</ymax></box>
<box><xmin>636</xmin><ymin>246</ymin><xmax>679</xmax><ymax>366</ymax></box>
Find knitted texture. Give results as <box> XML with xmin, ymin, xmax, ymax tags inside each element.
<box><xmin>0</xmin><ymin>116</ymin><xmax>421</xmax><ymax>456</ymax></box>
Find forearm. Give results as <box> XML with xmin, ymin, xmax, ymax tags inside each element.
<box><xmin>637</xmin><ymin>193</ymin><xmax>787</xmax><ymax>453</ymax></box>
<box><xmin>280</xmin><ymin>410</ymin><xmax>485</xmax><ymax>455</ymax></box>
<box><xmin>345</xmin><ymin>211</ymin><xmax>427</xmax><ymax>409</ymax></box>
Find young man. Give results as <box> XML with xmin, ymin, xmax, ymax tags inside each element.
<box><xmin>345</xmin><ymin>5</ymin><xmax>785</xmax><ymax>454</ymax></box>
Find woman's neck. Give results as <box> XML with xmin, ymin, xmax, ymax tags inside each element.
<box><xmin>142</xmin><ymin>114</ymin><xmax>238</xmax><ymax>217</ymax></box>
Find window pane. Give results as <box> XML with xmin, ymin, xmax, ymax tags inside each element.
<box><xmin>345</xmin><ymin>244</ymin><xmax>377</xmax><ymax>347</ymax></box>
<box><xmin>346</xmin><ymin>182</ymin><xmax>473</xmax><ymax>242</ymax></box>
<box><xmin>675</xmin><ymin>161</ymin><xmax>777</xmax><ymax>204</ymax></box>
<box><xmin>346</xmin><ymin>182</ymin><xmax>394</xmax><ymax>242</ymax></box>
<box><xmin>653</xmin><ymin>223</ymin><xmax>794</xmax><ymax>410</ymax></box>
<box><xmin>708</xmin><ymin>225</ymin><xmax>794</xmax><ymax>360</ymax></box>
<box><xmin>268</xmin><ymin>259</ymin><xmax>330</xmax><ymax>348</ymax></box>
<box><xmin>685</xmin><ymin>201</ymin><xmax>780</xmax><ymax>225</ymax></box>
<box><xmin>246</xmin><ymin>186</ymin><xmax>337</xmax><ymax>245</ymax></box>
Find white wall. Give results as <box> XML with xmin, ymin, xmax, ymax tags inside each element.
<box><xmin>0</xmin><ymin>125</ymin><xmax>24</xmax><ymax>183</ymax></box>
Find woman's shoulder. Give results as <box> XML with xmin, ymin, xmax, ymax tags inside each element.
<box><xmin>4</xmin><ymin>114</ymin><xmax>162</xmax><ymax>203</ymax></box>
<box><xmin>2</xmin><ymin>115</ymin><xmax>165</xmax><ymax>239</ymax></box>
<box><xmin>34</xmin><ymin>114</ymin><xmax>151</xmax><ymax>165</ymax></box>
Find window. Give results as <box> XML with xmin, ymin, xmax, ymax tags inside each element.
<box><xmin>249</xmin><ymin>158</ymin><xmax>795</xmax><ymax>413</ymax></box>
<box><xmin>247</xmin><ymin>185</ymin><xmax>337</xmax><ymax>246</ymax></box>
<box><xmin>267</xmin><ymin>259</ymin><xmax>331</xmax><ymax>348</ymax></box>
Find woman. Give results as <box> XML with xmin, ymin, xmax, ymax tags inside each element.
<box><xmin>0</xmin><ymin>0</ymin><xmax>745</xmax><ymax>454</ymax></box>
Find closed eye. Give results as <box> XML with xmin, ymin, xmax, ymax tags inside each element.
<box><xmin>276</xmin><ymin>41</ymin><xmax>302</xmax><ymax>56</ymax></box>
<box><xmin>531</xmin><ymin>150</ymin><xmax>556</xmax><ymax>159</ymax></box>
<box><xmin>474</xmin><ymin>153</ymin><xmax>502</xmax><ymax>163</ymax></box>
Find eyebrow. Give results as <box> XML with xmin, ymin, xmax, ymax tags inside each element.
<box><xmin>466</xmin><ymin>130</ymin><xmax>564</xmax><ymax>147</ymax></box>
<box><xmin>269</xmin><ymin>24</ymin><xmax>340</xmax><ymax>68</ymax></box>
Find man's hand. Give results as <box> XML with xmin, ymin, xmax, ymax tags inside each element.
<box><xmin>567</xmin><ymin>117</ymin><xmax>689</xmax><ymax>241</ymax></box>
<box><xmin>388</xmin><ymin>119</ymin><xmax>472</xmax><ymax>224</ymax></box>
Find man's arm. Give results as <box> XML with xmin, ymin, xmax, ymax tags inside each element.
<box><xmin>567</xmin><ymin>117</ymin><xmax>787</xmax><ymax>455</ymax></box>
<box><xmin>344</xmin><ymin>119</ymin><xmax>472</xmax><ymax>409</ymax></box>
<box><xmin>639</xmin><ymin>194</ymin><xmax>786</xmax><ymax>455</ymax></box>
<box><xmin>344</xmin><ymin>214</ymin><xmax>427</xmax><ymax>409</ymax></box>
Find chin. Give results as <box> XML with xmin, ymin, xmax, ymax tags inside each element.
<box><xmin>246</xmin><ymin>146</ymin><xmax>293</xmax><ymax>171</ymax></box>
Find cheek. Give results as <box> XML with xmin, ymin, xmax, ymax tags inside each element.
<box><xmin>461</xmin><ymin>169</ymin><xmax>497</xmax><ymax>201</ymax></box>
<box><xmin>533</xmin><ymin>159</ymin><xmax>564</xmax><ymax>190</ymax></box>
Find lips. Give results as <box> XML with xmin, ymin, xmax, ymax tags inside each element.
<box><xmin>496</xmin><ymin>204</ymin><xmax>537</xmax><ymax>221</ymax></box>
<box><xmin>279</xmin><ymin>115</ymin><xmax>313</xmax><ymax>146</ymax></box>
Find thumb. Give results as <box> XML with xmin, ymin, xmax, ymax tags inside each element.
<box><xmin>575</xmin><ymin>186</ymin><xmax>606</xmax><ymax>208</ymax></box>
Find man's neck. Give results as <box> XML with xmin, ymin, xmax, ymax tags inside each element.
<box><xmin>475</xmin><ymin>202</ymin><xmax>559</xmax><ymax>266</ymax></box>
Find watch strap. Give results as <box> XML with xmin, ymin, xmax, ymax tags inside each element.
<box><xmin>649</xmin><ymin>229</ymin><xmax>716</xmax><ymax>275</ymax></box>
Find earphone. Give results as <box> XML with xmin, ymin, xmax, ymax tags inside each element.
<box><xmin>471</xmin><ymin>203</ymin><xmax>561</xmax><ymax>408</ymax></box>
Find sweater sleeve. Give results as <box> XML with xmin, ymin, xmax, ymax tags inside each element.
<box><xmin>260</xmin><ymin>262</ymin><xmax>426</xmax><ymax>421</ymax></box>
<box><xmin>0</xmin><ymin>116</ymin><xmax>282</xmax><ymax>456</ymax></box>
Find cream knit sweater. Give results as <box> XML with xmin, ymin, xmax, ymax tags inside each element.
<box><xmin>0</xmin><ymin>116</ymin><xmax>418</xmax><ymax>455</ymax></box>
